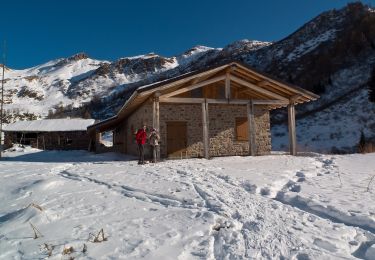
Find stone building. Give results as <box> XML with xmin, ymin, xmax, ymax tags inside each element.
<box><xmin>88</xmin><ymin>61</ymin><xmax>319</xmax><ymax>159</ymax></box>
<box><xmin>3</xmin><ymin>118</ymin><xmax>95</xmax><ymax>150</ymax></box>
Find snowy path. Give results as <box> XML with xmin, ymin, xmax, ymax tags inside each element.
<box><xmin>0</xmin><ymin>148</ymin><xmax>375</xmax><ymax>259</ymax></box>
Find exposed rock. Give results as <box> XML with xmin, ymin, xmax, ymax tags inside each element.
<box><xmin>68</xmin><ymin>52</ymin><xmax>89</xmax><ymax>61</ymax></box>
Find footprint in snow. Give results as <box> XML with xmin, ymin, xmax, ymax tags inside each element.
<box><xmin>313</xmin><ymin>238</ymin><xmax>337</xmax><ymax>252</ymax></box>
<box><xmin>296</xmin><ymin>171</ymin><xmax>305</xmax><ymax>178</ymax></box>
<box><xmin>285</xmin><ymin>180</ymin><xmax>301</xmax><ymax>193</ymax></box>
<box><xmin>295</xmin><ymin>253</ymin><xmax>310</xmax><ymax>260</ymax></box>
<box><xmin>291</xmin><ymin>185</ymin><xmax>301</xmax><ymax>193</ymax></box>
<box><xmin>260</xmin><ymin>187</ymin><xmax>271</xmax><ymax>196</ymax></box>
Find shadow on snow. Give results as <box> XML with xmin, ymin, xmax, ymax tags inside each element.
<box><xmin>1</xmin><ymin>150</ymin><xmax>135</xmax><ymax>163</ymax></box>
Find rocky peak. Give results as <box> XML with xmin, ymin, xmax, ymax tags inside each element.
<box><xmin>53</xmin><ymin>52</ymin><xmax>90</xmax><ymax>68</ymax></box>
<box><xmin>223</xmin><ymin>40</ymin><xmax>271</xmax><ymax>54</ymax></box>
<box><xmin>68</xmin><ymin>52</ymin><xmax>89</xmax><ymax>61</ymax></box>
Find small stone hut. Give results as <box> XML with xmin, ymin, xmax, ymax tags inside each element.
<box><xmin>3</xmin><ymin>118</ymin><xmax>95</xmax><ymax>150</ymax></box>
<box><xmin>88</xmin><ymin>62</ymin><xmax>319</xmax><ymax>159</ymax></box>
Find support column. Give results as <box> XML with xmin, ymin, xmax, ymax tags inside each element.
<box><xmin>288</xmin><ymin>103</ymin><xmax>297</xmax><ymax>155</ymax></box>
<box><xmin>152</xmin><ymin>92</ymin><xmax>160</xmax><ymax>160</ymax></box>
<box><xmin>202</xmin><ymin>100</ymin><xmax>209</xmax><ymax>159</ymax></box>
<box><xmin>95</xmin><ymin>130</ymin><xmax>102</xmax><ymax>153</ymax></box>
<box><xmin>152</xmin><ymin>93</ymin><xmax>160</xmax><ymax>131</ymax></box>
<box><xmin>247</xmin><ymin>100</ymin><xmax>256</xmax><ymax>156</ymax></box>
<box><xmin>225</xmin><ymin>72</ymin><xmax>231</xmax><ymax>100</ymax></box>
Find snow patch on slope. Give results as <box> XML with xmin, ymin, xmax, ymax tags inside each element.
<box><xmin>176</xmin><ymin>45</ymin><xmax>219</xmax><ymax>67</ymax></box>
<box><xmin>223</xmin><ymin>39</ymin><xmax>272</xmax><ymax>53</ymax></box>
<box><xmin>272</xmin><ymin>87</ymin><xmax>375</xmax><ymax>153</ymax></box>
<box><xmin>286</xmin><ymin>29</ymin><xmax>337</xmax><ymax>62</ymax></box>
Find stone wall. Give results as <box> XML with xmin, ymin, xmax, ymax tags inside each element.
<box><xmin>122</xmin><ymin>101</ymin><xmax>271</xmax><ymax>158</ymax></box>
<box><xmin>159</xmin><ymin>103</ymin><xmax>204</xmax><ymax>158</ymax></box>
<box><xmin>125</xmin><ymin>101</ymin><xmax>153</xmax><ymax>156</ymax></box>
<box><xmin>208</xmin><ymin>104</ymin><xmax>271</xmax><ymax>156</ymax></box>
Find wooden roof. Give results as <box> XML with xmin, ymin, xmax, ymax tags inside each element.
<box><xmin>88</xmin><ymin>61</ymin><xmax>319</xmax><ymax>133</ymax></box>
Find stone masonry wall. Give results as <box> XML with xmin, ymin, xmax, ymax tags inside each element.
<box><xmin>126</xmin><ymin>100</ymin><xmax>153</xmax><ymax>156</ymax></box>
<box><xmin>159</xmin><ymin>103</ymin><xmax>204</xmax><ymax>158</ymax></box>
<box><xmin>159</xmin><ymin>103</ymin><xmax>271</xmax><ymax>158</ymax></box>
<box><xmin>123</xmin><ymin>101</ymin><xmax>271</xmax><ymax>158</ymax></box>
<box><xmin>208</xmin><ymin>104</ymin><xmax>271</xmax><ymax>156</ymax></box>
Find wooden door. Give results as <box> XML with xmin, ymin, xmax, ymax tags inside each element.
<box><xmin>167</xmin><ymin>122</ymin><xmax>187</xmax><ymax>158</ymax></box>
<box><xmin>235</xmin><ymin>117</ymin><xmax>249</xmax><ymax>141</ymax></box>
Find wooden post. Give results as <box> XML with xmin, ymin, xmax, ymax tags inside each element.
<box><xmin>153</xmin><ymin>92</ymin><xmax>160</xmax><ymax>160</ymax></box>
<box><xmin>247</xmin><ymin>100</ymin><xmax>256</xmax><ymax>156</ymax></box>
<box><xmin>288</xmin><ymin>103</ymin><xmax>297</xmax><ymax>155</ymax></box>
<box><xmin>225</xmin><ymin>72</ymin><xmax>231</xmax><ymax>100</ymax></box>
<box><xmin>20</xmin><ymin>133</ymin><xmax>24</xmax><ymax>145</ymax></box>
<box><xmin>36</xmin><ymin>133</ymin><xmax>39</xmax><ymax>149</ymax></box>
<box><xmin>152</xmin><ymin>93</ymin><xmax>160</xmax><ymax>131</ymax></box>
<box><xmin>95</xmin><ymin>130</ymin><xmax>101</xmax><ymax>153</ymax></box>
<box><xmin>42</xmin><ymin>135</ymin><xmax>46</xmax><ymax>150</ymax></box>
<box><xmin>202</xmin><ymin>100</ymin><xmax>209</xmax><ymax>159</ymax></box>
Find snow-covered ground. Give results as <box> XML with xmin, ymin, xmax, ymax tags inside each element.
<box><xmin>1</xmin><ymin>147</ymin><xmax>375</xmax><ymax>259</ymax></box>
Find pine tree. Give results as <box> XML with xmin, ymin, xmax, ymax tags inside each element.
<box><xmin>313</xmin><ymin>82</ymin><xmax>326</xmax><ymax>94</ymax></box>
<box><xmin>368</xmin><ymin>67</ymin><xmax>375</xmax><ymax>103</ymax></box>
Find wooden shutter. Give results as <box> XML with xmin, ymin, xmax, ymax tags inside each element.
<box><xmin>236</xmin><ymin>117</ymin><xmax>248</xmax><ymax>141</ymax></box>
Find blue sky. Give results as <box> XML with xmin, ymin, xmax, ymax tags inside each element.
<box><xmin>2</xmin><ymin>0</ymin><xmax>374</xmax><ymax>69</ymax></box>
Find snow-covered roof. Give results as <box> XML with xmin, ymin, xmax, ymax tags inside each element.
<box><xmin>2</xmin><ymin>119</ymin><xmax>95</xmax><ymax>132</ymax></box>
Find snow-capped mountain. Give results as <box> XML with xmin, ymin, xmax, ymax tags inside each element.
<box><xmin>1</xmin><ymin>2</ymin><xmax>375</xmax><ymax>153</ymax></box>
<box><xmin>2</xmin><ymin>53</ymin><xmax>106</xmax><ymax>121</ymax></box>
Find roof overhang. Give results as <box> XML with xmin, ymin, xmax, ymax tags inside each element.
<box><xmin>88</xmin><ymin>61</ymin><xmax>319</xmax><ymax>134</ymax></box>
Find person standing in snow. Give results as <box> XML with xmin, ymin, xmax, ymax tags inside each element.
<box><xmin>148</xmin><ymin>128</ymin><xmax>160</xmax><ymax>163</ymax></box>
<box><xmin>135</xmin><ymin>125</ymin><xmax>147</xmax><ymax>165</ymax></box>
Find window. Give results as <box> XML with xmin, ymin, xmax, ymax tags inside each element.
<box><xmin>235</xmin><ymin>117</ymin><xmax>248</xmax><ymax>141</ymax></box>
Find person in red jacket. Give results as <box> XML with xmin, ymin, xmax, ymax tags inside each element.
<box><xmin>135</xmin><ymin>125</ymin><xmax>147</xmax><ymax>164</ymax></box>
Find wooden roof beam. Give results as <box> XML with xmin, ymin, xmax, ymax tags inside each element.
<box><xmin>236</xmin><ymin>88</ymin><xmax>268</xmax><ymax>100</ymax></box>
<box><xmin>230</xmin><ymin>75</ymin><xmax>289</xmax><ymax>102</ymax></box>
<box><xmin>160</xmin><ymin>75</ymin><xmax>226</xmax><ymax>99</ymax></box>
<box><xmin>234</xmin><ymin>63</ymin><xmax>319</xmax><ymax>100</ymax></box>
<box><xmin>257</xmin><ymin>80</ymin><xmax>269</xmax><ymax>87</ymax></box>
<box><xmin>138</xmin><ymin>64</ymin><xmax>229</xmax><ymax>97</ymax></box>
<box><xmin>159</xmin><ymin>97</ymin><xmax>290</xmax><ymax>106</ymax></box>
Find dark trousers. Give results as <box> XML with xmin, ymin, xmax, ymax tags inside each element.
<box><xmin>138</xmin><ymin>143</ymin><xmax>144</xmax><ymax>164</ymax></box>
